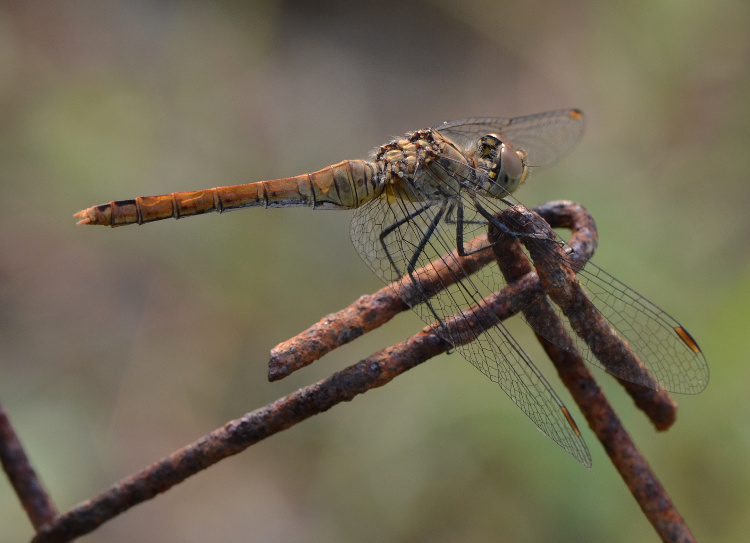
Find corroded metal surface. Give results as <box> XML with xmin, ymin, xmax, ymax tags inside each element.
<box><xmin>74</xmin><ymin>110</ymin><xmax>706</xmax><ymax>465</ymax></box>
<box><xmin>0</xmin><ymin>402</ymin><xmax>57</xmax><ymax>530</ymax></box>
<box><xmin>27</xmin><ymin>195</ymin><xmax>703</xmax><ymax>541</ymax></box>
<box><xmin>489</xmin><ymin>205</ymin><xmax>693</xmax><ymax>542</ymax></box>
<box><xmin>268</xmin><ymin>233</ymin><xmax>493</xmax><ymax>380</ymax></box>
<box><xmin>30</xmin><ymin>261</ymin><xmax>539</xmax><ymax>543</ymax></box>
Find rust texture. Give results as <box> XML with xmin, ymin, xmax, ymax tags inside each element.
<box><xmin>489</xmin><ymin>203</ymin><xmax>693</xmax><ymax>543</ymax></box>
<box><xmin>0</xmin><ymin>401</ymin><xmax>58</xmax><ymax>530</ymax></box>
<box><xmin>30</xmin><ymin>266</ymin><xmax>543</xmax><ymax>543</ymax></box>
<box><xmin>271</xmin><ymin>201</ymin><xmax>676</xmax><ymax>430</ymax></box>
<box><xmin>268</xmin><ymin>234</ymin><xmax>495</xmax><ymax>380</ymax></box>
<box><xmin>14</xmin><ymin>199</ymin><xmax>692</xmax><ymax>542</ymax></box>
<box><xmin>520</xmin><ymin>201</ymin><xmax>677</xmax><ymax>428</ymax></box>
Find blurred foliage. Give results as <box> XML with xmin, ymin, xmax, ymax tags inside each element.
<box><xmin>0</xmin><ymin>0</ymin><xmax>749</xmax><ymax>541</ymax></box>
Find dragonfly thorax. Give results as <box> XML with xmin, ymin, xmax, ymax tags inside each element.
<box><xmin>473</xmin><ymin>134</ymin><xmax>529</xmax><ymax>197</ymax></box>
<box><xmin>375</xmin><ymin>129</ymin><xmax>471</xmax><ymax>202</ymax></box>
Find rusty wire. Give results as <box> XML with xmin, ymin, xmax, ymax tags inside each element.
<box><xmin>29</xmin><ymin>261</ymin><xmax>545</xmax><ymax>543</ymax></box>
<box><xmin>490</xmin><ymin>202</ymin><xmax>693</xmax><ymax>542</ymax></box>
<box><xmin>267</xmin><ymin>233</ymin><xmax>495</xmax><ymax>381</ymax></box>
<box><xmin>0</xmin><ymin>402</ymin><xmax>58</xmax><ymax>530</ymax></box>
<box><xmin>3</xmin><ymin>200</ymin><xmax>694</xmax><ymax>542</ymax></box>
<box><xmin>529</xmin><ymin>201</ymin><xmax>677</xmax><ymax>429</ymax></box>
<box><xmin>270</xmin><ymin>201</ymin><xmax>677</xmax><ymax>429</ymax></box>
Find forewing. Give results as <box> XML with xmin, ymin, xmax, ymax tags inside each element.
<box><xmin>573</xmin><ymin>263</ymin><xmax>709</xmax><ymax>394</ymax></box>
<box><xmin>465</xmin><ymin>185</ymin><xmax>708</xmax><ymax>394</ymax></box>
<box><xmin>435</xmin><ymin>109</ymin><xmax>585</xmax><ymax>171</ymax></box>
<box><xmin>350</xmin><ymin>173</ymin><xmax>591</xmax><ymax>467</ymax></box>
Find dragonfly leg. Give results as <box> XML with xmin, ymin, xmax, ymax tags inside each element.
<box><xmin>473</xmin><ymin>201</ymin><xmax>516</xmax><ymax>237</ymax></box>
<box><xmin>445</xmin><ymin>201</ymin><xmax>487</xmax><ymax>227</ymax></box>
<box><xmin>450</xmin><ymin>202</ymin><xmax>493</xmax><ymax>257</ymax></box>
<box><xmin>378</xmin><ymin>201</ymin><xmax>434</xmax><ymax>277</ymax></box>
<box><xmin>406</xmin><ymin>202</ymin><xmax>448</xmax><ymax>274</ymax></box>
<box><xmin>379</xmin><ymin>200</ymin><xmax>449</xmax><ymax>327</ymax></box>
<box><xmin>474</xmin><ymin>200</ymin><xmax>561</xmax><ymax>247</ymax></box>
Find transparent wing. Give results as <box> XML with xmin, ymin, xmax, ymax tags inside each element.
<box><xmin>447</xmin><ymin>162</ymin><xmax>709</xmax><ymax>395</ymax></box>
<box><xmin>571</xmin><ymin>262</ymin><xmax>708</xmax><ymax>393</ymax></box>
<box><xmin>434</xmin><ymin>109</ymin><xmax>585</xmax><ymax>170</ymax></box>
<box><xmin>350</xmin><ymin>171</ymin><xmax>591</xmax><ymax>467</ymax></box>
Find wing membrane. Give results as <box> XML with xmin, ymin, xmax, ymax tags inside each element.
<box><xmin>351</xmin><ymin>169</ymin><xmax>592</xmax><ymax>467</ymax></box>
<box><xmin>432</xmin><ymin>153</ymin><xmax>709</xmax><ymax>394</ymax></box>
<box><xmin>435</xmin><ymin>109</ymin><xmax>585</xmax><ymax>170</ymax></box>
<box><xmin>349</xmin><ymin>111</ymin><xmax>706</xmax><ymax>465</ymax></box>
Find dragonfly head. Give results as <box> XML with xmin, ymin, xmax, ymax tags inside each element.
<box><xmin>474</xmin><ymin>134</ymin><xmax>529</xmax><ymax>196</ymax></box>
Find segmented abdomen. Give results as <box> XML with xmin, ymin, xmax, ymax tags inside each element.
<box><xmin>75</xmin><ymin>159</ymin><xmax>380</xmax><ymax>226</ymax></box>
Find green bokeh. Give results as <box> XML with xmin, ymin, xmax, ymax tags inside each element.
<box><xmin>1</xmin><ymin>1</ymin><xmax>748</xmax><ymax>541</ymax></box>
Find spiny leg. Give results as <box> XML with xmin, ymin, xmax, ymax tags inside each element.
<box><xmin>450</xmin><ymin>200</ymin><xmax>494</xmax><ymax>258</ymax></box>
<box><xmin>406</xmin><ymin>201</ymin><xmax>448</xmax><ymax>274</ymax></box>
<box><xmin>378</xmin><ymin>201</ymin><xmax>434</xmax><ymax>277</ymax></box>
<box><xmin>378</xmin><ymin>200</ymin><xmax>450</xmax><ymax>327</ymax></box>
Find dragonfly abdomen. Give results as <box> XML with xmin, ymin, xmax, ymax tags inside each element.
<box><xmin>264</xmin><ymin>160</ymin><xmax>380</xmax><ymax>210</ymax></box>
<box><xmin>75</xmin><ymin>159</ymin><xmax>381</xmax><ymax>226</ymax></box>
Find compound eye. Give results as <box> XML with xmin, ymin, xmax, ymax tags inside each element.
<box><xmin>500</xmin><ymin>145</ymin><xmax>525</xmax><ymax>181</ymax></box>
<box><xmin>476</xmin><ymin>135</ymin><xmax>501</xmax><ymax>158</ymax></box>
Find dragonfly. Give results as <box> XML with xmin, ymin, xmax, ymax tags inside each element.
<box><xmin>75</xmin><ymin>109</ymin><xmax>708</xmax><ymax>467</ymax></box>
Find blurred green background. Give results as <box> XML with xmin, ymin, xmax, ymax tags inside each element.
<box><xmin>1</xmin><ymin>1</ymin><xmax>748</xmax><ymax>541</ymax></box>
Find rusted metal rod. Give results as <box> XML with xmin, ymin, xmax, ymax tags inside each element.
<box><xmin>17</xmin><ymin>200</ymin><xmax>691</xmax><ymax>542</ymax></box>
<box><xmin>30</xmin><ymin>262</ymin><xmax>543</xmax><ymax>543</ymax></box>
<box><xmin>490</xmin><ymin>203</ymin><xmax>694</xmax><ymax>543</ymax></box>
<box><xmin>268</xmin><ymin>233</ymin><xmax>495</xmax><ymax>381</ymax></box>
<box><xmin>0</xmin><ymin>401</ymin><xmax>58</xmax><ymax>530</ymax></box>
<box><xmin>532</xmin><ymin>201</ymin><xmax>677</xmax><ymax>429</ymax></box>
<box><xmin>270</xmin><ymin>201</ymin><xmax>676</xmax><ymax>430</ymax></box>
